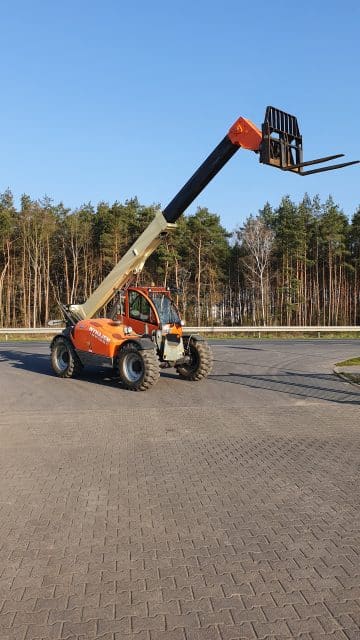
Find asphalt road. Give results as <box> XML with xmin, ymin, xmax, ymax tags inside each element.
<box><xmin>0</xmin><ymin>339</ymin><xmax>359</xmax><ymax>640</ymax></box>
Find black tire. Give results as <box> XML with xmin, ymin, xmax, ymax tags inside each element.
<box><xmin>115</xmin><ymin>343</ymin><xmax>160</xmax><ymax>391</ymax></box>
<box><xmin>176</xmin><ymin>339</ymin><xmax>213</xmax><ymax>381</ymax></box>
<box><xmin>50</xmin><ymin>335</ymin><xmax>83</xmax><ymax>378</ymax></box>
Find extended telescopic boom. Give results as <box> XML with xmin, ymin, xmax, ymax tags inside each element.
<box><xmin>67</xmin><ymin>107</ymin><xmax>358</xmax><ymax>322</ymax></box>
<box><xmin>67</xmin><ymin>117</ymin><xmax>262</xmax><ymax>321</ymax></box>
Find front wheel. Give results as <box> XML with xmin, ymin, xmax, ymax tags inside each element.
<box><xmin>115</xmin><ymin>343</ymin><xmax>160</xmax><ymax>391</ymax></box>
<box><xmin>50</xmin><ymin>335</ymin><xmax>83</xmax><ymax>378</ymax></box>
<box><xmin>176</xmin><ymin>339</ymin><xmax>213</xmax><ymax>381</ymax></box>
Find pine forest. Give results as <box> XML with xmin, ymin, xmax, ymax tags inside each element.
<box><xmin>0</xmin><ymin>189</ymin><xmax>359</xmax><ymax>328</ymax></box>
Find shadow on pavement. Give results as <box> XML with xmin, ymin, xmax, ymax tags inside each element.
<box><xmin>0</xmin><ymin>348</ymin><xmax>53</xmax><ymax>376</ymax></box>
<box><xmin>0</xmin><ymin>348</ymin><xmax>122</xmax><ymax>387</ymax></box>
<box><xmin>0</xmin><ymin>347</ymin><xmax>174</xmax><ymax>389</ymax></box>
<box><xmin>209</xmin><ymin>370</ymin><xmax>360</xmax><ymax>404</ymax></box>
<box><xmin>212</xmin><ymin>344</ymin><xmax>264</xmax><ymax>350</ymax></box>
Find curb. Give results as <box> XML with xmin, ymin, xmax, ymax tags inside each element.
<box><xmin>333</xmin><ymin>366</ymin><xmax>360</xmax><ymax>387</ymax></box>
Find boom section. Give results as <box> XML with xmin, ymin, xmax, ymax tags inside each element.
<box><xmin>163</xmin><ymin>116</ymin><xmax>261</xmax><ymax>223</ymax></box>
<box><xmin>69</xmin><ymin>211</ymin><xmax>176</xmax><ymax>321</ymax></box>
<box><xmin>69</xmin><ymin>116</ymin><xmax>261</xmax><ymax>321</ymax></box>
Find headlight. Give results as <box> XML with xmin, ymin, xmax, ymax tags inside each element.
<box><xmin>161</xmin><ymin>324</ymin><xmax>170</xmax><ymax>335</ymax></box>
<box><xmin>124</xmin><ymin>325</ymin><xmax>132</xmax><ymax>335</ymax></box>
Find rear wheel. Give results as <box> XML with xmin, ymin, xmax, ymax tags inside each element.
<box><xmin>176</xmin><ymin>339</ymin><xmax>213</xmax><ymax>381</ymax></box>
<box><xmin>51</xmin><ymin>335</ymin><xmax>83</xmax><ymax>378</ymax></box>
<box><xmin>115</xmin><ymin>343</ymin><xmax>159</xmax><ymax>391</ymax></box>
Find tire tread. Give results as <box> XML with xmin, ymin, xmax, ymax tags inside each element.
<box><xmin>51</xmin><ymin>335</ymin><xmax>83</xmax><ymax>378</ymax></box>
<box><xmin>115</xmin><ymin>343</ymin><xmax>160</xmax><ymax>391</ymax></box>
<box><xmin>177</xmin><ymin>340</ymin><xmax>213</xmax><ymax>381</ymax></box>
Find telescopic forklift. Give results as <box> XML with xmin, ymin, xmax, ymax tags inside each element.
<box><xmin>50</xmin><ymin>106</ymin><xmax>358</xmax><ymax>390</ymax></box>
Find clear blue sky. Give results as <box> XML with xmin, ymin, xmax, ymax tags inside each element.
<box><xmin>1</xmin><ymin>0</ymin><xmax>359</xmax><ymax>230</ymax></box>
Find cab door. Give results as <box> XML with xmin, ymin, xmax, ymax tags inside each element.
<box><xmin>126</xmin><ymin>290</ymin><xmax>158</xmax><ymax>336</ymax></box>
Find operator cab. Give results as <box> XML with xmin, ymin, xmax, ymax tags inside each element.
<box><xmin>123</xmin><ymin>286</ymin><xmax>184</xmax><ymax>365</ymax></box>
<box><xmin>123</xmin><ymin>286</ymin><xmax>182</xmax><ymax>336</ymax></box>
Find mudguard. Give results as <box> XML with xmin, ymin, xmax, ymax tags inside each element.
<box><xmin>124</xmin><ymin>337</ymin><xmax>155</xmax><ymax>351</ymax></box>
<box><xmin>50</xmin><ymin>327</ymin><xmax>73</xmax><ymax>351</ymax></box>
<box><xmin>182</xmin><ymin>333</ymin><xmax>206</xmax><ymax>344</ymax></box>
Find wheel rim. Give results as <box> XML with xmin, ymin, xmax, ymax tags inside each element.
<box><xmin>122</xmin><ymin>352</ymin><xmax>144</xmax><ymax>383</ymax></box>
<box><xmin>188</xmin><ymin>345</ymin><xmax>200</xmax><ymax>371</ymax></box>
<box><xmin>55</xmin><ymin>344</ymin><xmax>70</xmax><ymax>373</ymax></box>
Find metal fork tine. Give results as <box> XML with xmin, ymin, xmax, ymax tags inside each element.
<box><xmin>299</xmin><ymin>160</ymin><xmax>360</xmax><ymax>176</ymax></box>
<box><xmin>287</xmin><ymin>154</ymin><xmax>344</xmax><ymax>169</ymax></box>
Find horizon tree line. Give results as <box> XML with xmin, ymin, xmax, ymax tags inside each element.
<box><xmin>0</xmin><ymin>188</ymin><xmax>359</xmax><ymax>327</ymax></box>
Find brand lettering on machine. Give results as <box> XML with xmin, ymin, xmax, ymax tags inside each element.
<box><xmin>89</xmin><ymin>326</ymin><xmax>111</xmax><ymax>344</ymax></box>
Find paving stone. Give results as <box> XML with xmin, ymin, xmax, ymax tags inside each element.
<box><xmin>61</xmin><ymin>620</ymin><xmax>97</xmax><ymax>637</ymax></box>
<box><xmin>2</xmin><ymin>627</ymin><xmax>28</xmax><ymax>640</ymax></box>
<box><xmin>150</xmin><ymin>630</ymin><xmax>186</xmax><ymax>640</ymax></box>
<box><xmin>179</xmin><ymin>597</ymin><xmax>213</xmax><ymax>614</ymax></box>
<box><xmin>147</xmin><ymin>599</ymin><xmax>180</xmax><ymax>616</ymax></box>
<box><xmin>97</xmin><ymin>616</ymin><xmax>131</xmax><ymax>635</ymax></box>
<box><xmin>0</xmin><ymin>611</ymin><xmax>16</xmax><ymax>629</ymax></box>
<box><xmin>1</xmin><ymin>341</ymin><xmax>360</xmax><ymax>640</ymax></box>
<box><xmin>132</xmin><ymin>614</ymin><xmax>165</xmax><ymax>632</ymax></box>
<box><xmin>253</xmin><ymin>619</ymin><xmax>292</xmax><ymax>638</ymax></box>
<box><xmin>261</xmin><ymin>603</ymin><xmax>300</xmax><ymax>622</ymax></box>
<box><xmin>13</xmin><ymin>609</ymin><xmax>49</xmax><ymax>627</ymax></box>
<box><xmin>286</xmin><ymin>616</ymin><xmax>329</xmax><ymax>635</ymax></box>
<box><xmin>2</xmin><ymin>599</ymin><xmax>37</xmax><ymax>614</ymax></box>
<box><xmin>81</xmin><ymin>604</ymin><xmax>114</xmax><ymax>621</ymax></box>
<box><xmin>48</xmin><ymin>606</ymin><xmax>82</xmax><ymax>624</ymax></box>
<box><xmin>25</xmin><ymin>622</ymin><xmax>62</xmax><ymax>639</ymax></box>
<box><xmin>186</xmin><ymin>627</ymin><xmax>222</xmax><ymax>640</ymax></box>
<box><xmin>219</xmin><ymin>623</ymin><xmax>257</xmax><ymax>640</ymax></box>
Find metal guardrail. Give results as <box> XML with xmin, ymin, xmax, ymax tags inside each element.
<box><xmin>0</xmin><ymin>328</ymin><xmax>63</xmax><ymax>335</ymax></box>
<box><xmin>0</xmin><ymin>325</ymin><xmax>359</xmax><ymax>339</ymax></box>
<box><xmin>186</xmin><ymin>326</ymin><xmax>360</xmax><ymax>334</ymax></box>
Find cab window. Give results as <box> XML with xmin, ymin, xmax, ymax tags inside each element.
<box><xmin>129</xmin><ymin>291</ymin><xmax>156</xmax><ymax>323</ymax></box>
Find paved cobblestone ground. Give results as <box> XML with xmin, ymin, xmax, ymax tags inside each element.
<box><xmin>0</xmin><ymin>340</ymin><xmax>359</xmax><ymax>639</ymax></box>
